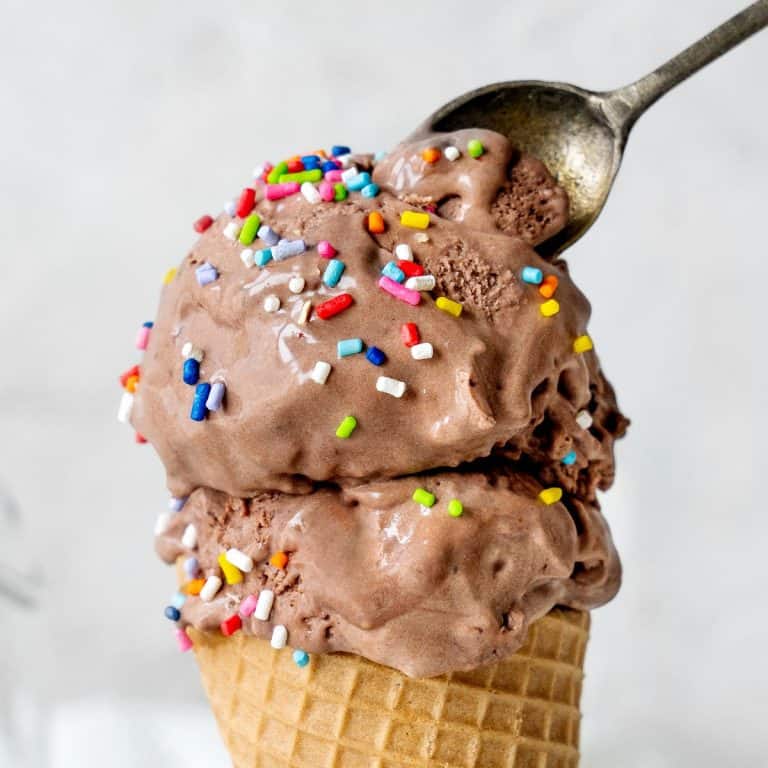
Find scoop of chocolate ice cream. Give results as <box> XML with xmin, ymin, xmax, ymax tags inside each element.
<box><xmin>127</xmin><ymin>129</ymin><xmax>627</xmax><ymax>676</ymax></box>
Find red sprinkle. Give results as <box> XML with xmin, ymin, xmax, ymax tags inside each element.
<box><xmin>286</xmin><ymin>159</ymin><xmax>304</xmax><ymax>173</ymax></box>
<box><xmin>398</xmin><ymin>261</ymin><xmax>424</xmax><ymax>278</ymax></box>
<box><xmin>260</xmin><ymin>162</ymin><xmax>273</xmax><ymax>183</ymax></box>
<box><xmin>220</xmin><ymin>614</ymin><xmax>242</xmax><ymax>637</ymax></box>
<box><xmin>193</xmin><ymin>215</ymin><xmax>214</xmax><ymax>233</ymax></box>
<box><xmin>119</xmin><ymin>364</ymin><xmax>140</xmax><ymax>388</ymax></box>
<box><xmin>316</xmin><ymin>293</ymin><xmax>354</xmax><ymax>320</ymax></box>
<box><xmin>236</xmin><ymin>188</ymin><xmax>256</xmax><ymax>218</ymax></box>
<box><xmin>135</xmin><ymin>432</ymin><xmax>148</xmax><ymax>444</ymax></box>
<box><xmin>401</xmin><ymin>323</ymin><xmax>421</xmax><ymax>347</ymax></box>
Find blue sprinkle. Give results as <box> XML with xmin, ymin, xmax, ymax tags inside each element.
<box><xmin>206</xmin><ymin>381</ymin><xmax>226</xmax><ymax>412</ymax></box>
<box><xmin>273</xmin><ymin>239</ymin><xmax>306</xmax><ymax>261</ymax></box>
<box><xmin>293</xmin><ymin>649</ymin><xmax>310</xmax><ymax>667</ymax></box>
<box><xmin>183</xmin><ymin>557</ymin><xmax>199</xmax><ymax>578</ymax></box>
<box><xmin>561</xmin><ymin>450</ymin><xmax>577</xmax><ymax>466</ymax></box>
<box><xmin>195</xmin><ymin>262</ymin><xmax>219</xmax><ymax>286</ymax></box>
<box><xmin>143</xmin><ymin>321</ymin><xmax>154</xmax><ymax>328</ymax></box>
<box><xmin>303</xmin><ymin>158</ymin><xmax>320</xmax><ymax>170</ymax></box>
<box><xmin>168</xmin><ymin>496</ymin><xmax>187</xmax><ymax>512</ymax></box>
<box><xmin>255</xmin><ymin>248</ymin><xmax>273</xmax><ymax>267</ymax></box>
<box><xmin>374</xmin><ymin>150</ymin><xmax>388</xmax><ymax>162</ymax></box>
<box><xmin>164</xmin><ymin>606</ymin><xmax>181</xmax><ymax>622</ymax></box>
<box><xmin>521</xmin><ymin>266</ymin><xmax>543</xmax><ymax>285</ymax></box>
<box><xmin>321</xmin><ymin>160</ymin><xmax>338</xmax><ymax>173</ymax></box>
<box><xmin>170</xmin><ymin>591</ymin><xmax>187</xmax><ymax>610</ymax></box>
<box><xmin>331</xmin><ymin>145</ymin><xmax>351</xmax><ymax>157</ymax></box>
<box><xmin>337</xmin><ymin>338</ymin><xmax>364</xmax><ymax>358</ymax></box>
<box><xmin>366</xmin><ymin>346</ymin><xmax>386</xmax><ymax>366</ymax></box>
<box><xmin>183</xmin><ymin>358</ymin><xmax>200</xmax><ymax>385</ymax></box>
<box><xmin>361</xmin><ymin>183</ymin><xmax>380</xmax><ymax>198</ymax></box>
<box><xmin>257</xmin><ymin>225</ymin><xmax>279</xmax><ymax>246</ymax></box>
<box><xmin>301</xmin><ymin>155</ymin><xmax>320</xmax><ymax>166</ymax></box>
<box><xmin>323</xmin><ymin>259</ymin><xmax>345</xmax><ymax>287</ymax></box>
<box><xmin>190</xmin><ymin>382</ymin><xmax>211</xmax><ymax>421</ymax></box>
<box><xmin>346</xmin><ymin>172</ymin><xmax>371</xmax><ymax>192</ymax></box>
<box><xmin>381</xmin><ymin>261</ymin><xmax>405</xmax><ymax>283</ymax></box>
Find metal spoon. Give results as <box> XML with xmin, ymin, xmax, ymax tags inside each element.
<box><xmin>411</xmin><ymin>1</ymin><xmax>768</xmax><ymax>256</ymax></box>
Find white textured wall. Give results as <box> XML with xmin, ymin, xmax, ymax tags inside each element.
<box><xmin>1</xmin><ymin>0</ymin><xmax>765</xmax><ymax>765</ymax></box>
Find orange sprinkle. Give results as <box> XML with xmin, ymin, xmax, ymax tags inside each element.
<box><xmin>287</xmin><ymin>154</ymin><xmax>301</xmax><ymax>162</ymax></box>
<box><xmin>367</xmin><ymin>211</ymin><xmax>385</xmax><ymax>234</ymax></box>
<box><xmin>539</xmin><ymin>275</ymin><xmax>559</xmax><ymax>298</ymax></box>
<box><xmin>422</xmin><ymin>147</ymin><xmax>441</xmax><ymax>164</ymax></box>
<box><xmin>125</xmin><ymin>374</ymin><xmax>139</xmax><ymax>393</ymax></box>
<box><xmin>315</xmin><ymin>149</ymin><xmax>328</xmax><ymax>158</ymax></box>
<box><xmin>270</xmin><ymin>551</ymin><xmax>289</xmax><ymax>570</ymax></box>
<box><xmin>184</xmin><ymin>579</ymin><xmax>205</xmax><ymax>596</ymax></box>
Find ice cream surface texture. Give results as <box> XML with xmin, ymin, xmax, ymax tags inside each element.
<box><xmin>127</xmin><ymin>129</ymin><xmax>627</xmax><ymax>678</ymax></box>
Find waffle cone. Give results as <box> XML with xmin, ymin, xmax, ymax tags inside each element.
<box><xmin>188</xmin><ymin>607</ymin><xmax>589</xmax><ymax>767</ymax></box>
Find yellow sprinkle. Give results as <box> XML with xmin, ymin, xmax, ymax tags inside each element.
<box><xmin>400</xmin><ymin>210</ymin><xmax>430</xmax><ymax>229</ymax></box>
<box><xmin>573</xmin><ymin>334</ymin><xmax>593</xmax><ymax>353</ymax></box>
<box><xmin>162</xmin><ymin>267</ymin><xmax>177</xmax><ymax>285</ymax></box>
<box><xmin>436</xmin><ymin>296</ymin><xmax>463</xmax><ymax>317</ymax></box>
<box><xmin>540</xmin><ymin>299</ymin><xmax>560</xmax><ymax>317</ymax></box>
<box><xmin>538</xmin><ymin>487</ymin><xmax>563</xmax><ymax>505</ymax></box>
<box><xmin>217</xmin><ymin>552</ymin><xmax>243</xmax><ymax>585</ymax></box>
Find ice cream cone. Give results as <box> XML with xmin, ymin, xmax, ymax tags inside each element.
<box><xmin>188</xmin><ymin>607</ymin><xmax>589</xmax><ymax>768</ymax></box>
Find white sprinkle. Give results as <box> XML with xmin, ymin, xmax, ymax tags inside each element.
<box><xmin>336</xmin><ymin>154</ymin><xmax>354</xmax><ymax>168</ymax></box>
<box><xmin>240</xmin><ymin>248</ymin><xmax>255</xmax><ymax>268</ymax></box>
<box><xmin>223</xmin><ymin>221</ymin><xmax>240</xmax><ymax>240</ymax></box>
<box><xmin>575</xmin><ymin>410</ymin><xmax>593</xmax><ymax>430</ymax></box>
<box><xmin>376</xmin><ymin>376</ymin><xmax>406</xmax><ymax>398</ymax></box>
<box><xmin>340</xmin><ymin>166</ymin><xmax>359</xmax><ymax>182</ymax></box>
<box><xmin>181</xmin><ymin>524</ymin><xmax>198</xmax><ymax>550</ymax></box>
<box><xmin>270</xmin><ymin>624</ymin><xmax>288</xmax><ymax>649</ymax></box>
<box><xmin>298</xmin><ymin>300</ymin><xmax>312</xmax><ymax>325</ymax></box>
<box><xmin>411</xmin><ymin>342</ymin><xmax>434</xmax><ymax>360</ymax></box>
<box><xmin>405</xmin><ymin>275</ymin><xmax>436</xmax><ymax>291</ymax></box>
<box><xmin>288</xmin><ymin>276</ymin><xmax>306</xmax><ymax>294</ymax></box>
<box><xmin>181</xmin><ymin>342</ymin><xmax>204</xmax><ymax>362</ymax></box>
<box><xmin>263</xmin><ymin>294</ymin><xmax>281</xmax><ymax>313</ymax></box>
<box><xmin>414</xmin><ymin>233</ymin><xmax>429</xmax><ymax>244</ymax></box>
<box><xmin>225</xmin><ymin>548</ymin><xmax>254</xmax><ymax>573</ymax></box>
<box><xmin>255</xmin><ymin>589</ymin><xmax>275</xmax><ymax>621</ymax></box>
<box><xmin>252</xmin><ymin>163</ymin><xmax>267</xmax><ymax>178</ymax></box>
<box><xmin>154</xmin><ymin>512</ymin><xmax>171</xmax><ymax>536</ymax></box>
<box><xmin>394</xmin><ymin>243</ymin><xmax>413</xmax><ymax>261</ymax></box>
<box><xmin>444</xmin><ymin>146</ymin><xmax>461</xmax><ymax>161</ymax></box>
<box><xmin>224</xmin><ymin>200</ymin><xmax>237</xmax><ymax>217</ymax></box>
<box><xmin>117</xmin><ymin>391</ymin><xmax>134</xmax><ymax>424</ymax></box>
<box><xmin>200</xmin><ymin>575</ymin><xmax>223</xmax><ymax>603</ymax></box>
<box><xmin>301</xmin><ymin>182</ymin><xmax>321</xmax><ymax>204</ymax></box>
<box><xmin>310</xmin><ymin>361</ymin><xmax>332</xmax><ymax>385</ymax></box>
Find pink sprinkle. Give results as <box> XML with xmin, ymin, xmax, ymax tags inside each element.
<box><xmin>135</xmin><ymin>325</ymin><xmax>151</xmax><ymax>350</ymax></box>
<box><xmin>319</xmin><ymin>181</ymin><xmax>335</xmax><ymax>202</ymax></box>
<box><xmin>266</xmin><ymin>182</ymin><xmax>301</xmax><ymax>201</ymax></box>
<box><xmin>175</xmin><ymin>628</ymin><xmax>193</xmax><ymax>652</ymax></box>
<box><xmin>239</xmin><ymin>594</ymin><xmax>259</xmax><ymax>618</ymax></box>
<box><xmin>317</xmin><ymin>240</ymin><xmax>336</xmax><ymax>258</ymax></box>
<box><xmin>378</xmin><ymin>275</ymin><xmax>421</xmax><ymax>306</ymax></box>
<box><xmin>325</xmin><ymin>169</ymin><xmax>343</xmax><ymax>183</ymax></box>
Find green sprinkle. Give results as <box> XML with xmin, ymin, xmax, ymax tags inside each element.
<box><xmin>267</xmin><ymin>161</ymin><xmax>288</xmax><ymax>184</ymax></box>
<box><xmin>278</xmin><ymin>169</ymin><xmax>323</xmax><ymax>184</ymax></box>
<box><xmin>334</xmin><ymin>182</ymin><xmax>348</xmax><ymax>201</ymax></box>
<box><xmin>467</xmin><ymin>139</ymin><xmax>484</xmax><ymax>158</ymax></box>
<box><xmin>238</xmin><ymin>213</ymin><xmax>261</xmax><ymax>245</ymax></box>
<box><xmin>448</xmin><ymin>499</ymin><xmax>463</xmax><ymax>518</ymax></box>
<box><xmin>335</xmin><ymin>416</ymin><xmax>357</xmax><ymax>439</ymax></box>
<box><xmin>412</xmin><ymin>488</ymin><xmax>436</xmax><ymax>507</ymax></box>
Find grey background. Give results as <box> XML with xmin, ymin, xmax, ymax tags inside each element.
<box><xmin>1</xmin><ymin>0</ymin><xmax>765</xmax><ymax>765</ymax></box>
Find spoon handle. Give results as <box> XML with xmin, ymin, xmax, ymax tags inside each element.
<box><xmin>604</xmin><ymin>0</ymin><xmax>768</xmax><ymax>130</ymax></box>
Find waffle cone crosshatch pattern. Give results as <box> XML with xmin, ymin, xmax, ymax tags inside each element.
<box><xmin>190</xmin><ymin>608</ymin><xmax>589</xmax><ymax>768</ymax></box>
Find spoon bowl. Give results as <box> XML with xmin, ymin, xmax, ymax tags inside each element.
<box><xmin>410</xmin><ymin>1</ymin><xmax>768</xmax><ymax>255</ymax></box>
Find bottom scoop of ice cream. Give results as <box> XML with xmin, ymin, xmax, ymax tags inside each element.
<box><xmin>158</xmin><ymin>466</ymin><xmax>619</xmax><ymax>678</ymax></box>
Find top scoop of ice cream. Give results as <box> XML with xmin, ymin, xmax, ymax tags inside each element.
<box><xmin>127</xmin><ymin>129</ymin><xmax>628</xmax><ymax>677</ymax></box>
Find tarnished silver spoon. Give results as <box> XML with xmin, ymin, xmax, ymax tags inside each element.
<box><xmin>411</xmin><ymin>1</ymin><xmax>768</xmax><ymax>256</ymax></box>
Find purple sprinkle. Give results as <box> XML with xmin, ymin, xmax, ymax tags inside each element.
<box><xmin>273</xmin><ymin>239</ymin><xmax>306</xmax><ymax>261</ymax></box>
<box><xmin>206</xmin><ymin>381</ymin><xmax>226</xmax><ymax>412</ymax></box>
<box><xmin>195</xmin><ymin>262</ymin><xmax>219</xmax><ymax>286</ymax></box>
<box><xmin>184</xmin><ymin>557</ymin><xmax>199</xmax><ymax>578</ymax></box>
<box><xmin>168</xmin><ymin>496</ymin><xmax>188</xmax><ymax>512</ymax></box>
<box><xmin>257</xmin><ymin>224</ymin><xmax>280</xmax><ymax>246</ymax></box>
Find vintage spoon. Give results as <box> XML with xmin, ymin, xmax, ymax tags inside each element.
<box><xmin>410</xmin><ymin>1</ymin><xmax>768</xmax><ymax>256</ymax></box>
